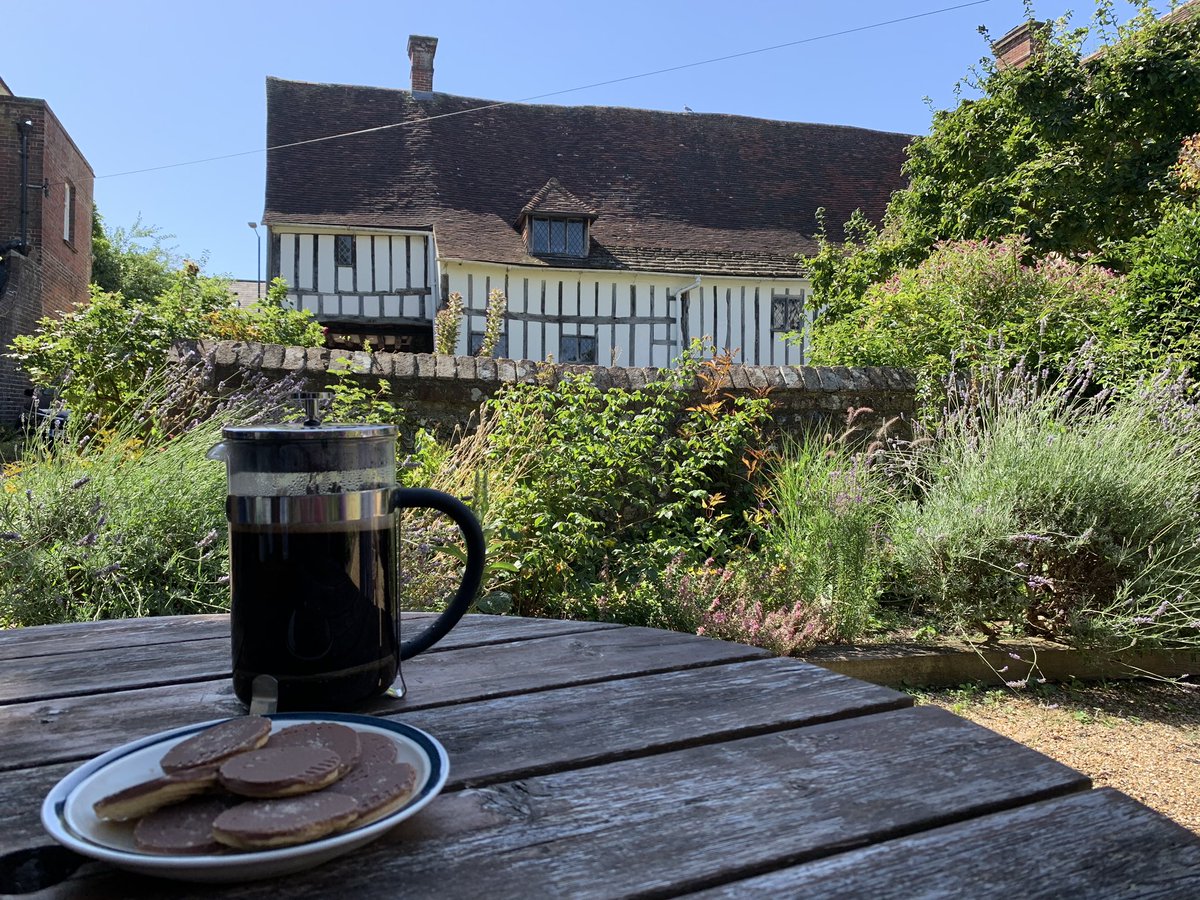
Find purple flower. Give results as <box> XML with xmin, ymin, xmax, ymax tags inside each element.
<box><xmin>1011</xmin><ymin>533</ymin><xmax>1050</xmax><ymax>544</ymax></box>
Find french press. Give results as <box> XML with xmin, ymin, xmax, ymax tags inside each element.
<box><xmin>208</xmin><ymin>394</ymin><xmax>485</xmax><ymax>711</ymax></box>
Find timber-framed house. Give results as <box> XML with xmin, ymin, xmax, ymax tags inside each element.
<box><xmin>261</xmin><ymin>35</ymin><xmax>911</xmax><ymax>367</ymax></box>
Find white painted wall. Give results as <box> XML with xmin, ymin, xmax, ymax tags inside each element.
<box><xmin>272</xmin><ymin>228</ymin><xmax>436</xmax><ymax>323</ymax></box>
<box><xmin>270</xmin><ymin>228</ymin><xmax>810</xmax><ymax>365</ymax></box>
<box><xmin>441</xmin><ymin>260</ymin><xmax>810</xmax><ymax>367</ymax></box>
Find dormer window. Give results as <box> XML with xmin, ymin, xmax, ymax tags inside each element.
<box><xmin>519</xmin><ymin>178</ymin><xmax>597</xmax><ymax>260</ymax></box>
<box><xmin>530</xmin><ymin>217</ymin><xmax>588</xmax><ymax>257</ymax></box>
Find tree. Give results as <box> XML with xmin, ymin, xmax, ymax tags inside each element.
<box><xmin>809</xmin><ymin>2</ymin><xmax>1200</xmax><ymax>315</ymax></box>
<box><xmin>1118</xmin><ymin>134</ymin><xmax>1200</xmax><ymax>373</ymax></box>
<box><xmin>90</xmin><ymin>208</ymin><xmax>179</xmax><ymax>302</ymax></box>
<box><xmin>10</xmin><ymin>270</ymin><xmax>323</xmax><ymax>430</ymax></box>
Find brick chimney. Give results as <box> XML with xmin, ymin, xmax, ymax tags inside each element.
<box><xmin>407</xmin><ymin>35</ymin><xmax>438</xmax><ymax>95</ymax></box>
<box><xmin>991</xmin><ymin>21</ymin><xmax>1048</xmax><ymax>71</ymax></box>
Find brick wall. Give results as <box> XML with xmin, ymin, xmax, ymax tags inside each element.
<box><xmin>37</xmin><ymin>104</ymin><xmax>93</xmax><ymax>318</ymax></box>
<box><xmin>189</xmin><ymin>340</ymin><xmax>917</xmax><ymax>440</ymax></box>
<box><xmin>0</xmin><ymin>253</ymin><xmax>40</xmax><ymax>425</ymax></box>
<box><xmin>1</xmin><ymin>95</ymin><xmax>93</xmax><ymax>424</ymax></box>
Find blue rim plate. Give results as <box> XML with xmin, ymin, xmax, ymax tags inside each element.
<box><xmin>41</xmin><ymin>713</ymin><xmax>449</xmax><ymax>884</ymax></box>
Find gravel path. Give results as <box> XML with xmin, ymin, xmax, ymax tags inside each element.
<box><xmin>916</xmin><ymin>679</ymin><xmax>1200</xmax><ymax>836</ymax></box>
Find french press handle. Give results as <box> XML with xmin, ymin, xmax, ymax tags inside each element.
<box><xmin>392</xmin><ymin>488</ymin><xmax>486</xmax><ymax>659</ymax></box>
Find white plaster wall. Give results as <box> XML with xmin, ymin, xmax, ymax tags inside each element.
<box><xmin>441</xmin><ymin>260</ymin><xmax>810</xmax><ymax>367</ymax></box>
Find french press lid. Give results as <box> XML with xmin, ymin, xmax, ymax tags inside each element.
<box><xmin>208</xmin><ymin>393</ymin><xmax>398</xmax><ymax>496</ymax></box>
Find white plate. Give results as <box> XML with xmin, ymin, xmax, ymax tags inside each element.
<box><xmin>41</xmin><ymin>713</ymin><xmax>448</xmax><ymax>883</ymax></box>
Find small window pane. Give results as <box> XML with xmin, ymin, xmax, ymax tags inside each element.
<box><xmin>469</xmin><ymin>331</ymin><xmax>508</xmax><ymax>358</ymax></box>
<box><xmin>63</xmin><ymin>183</ymin><xmax>75</xmax><ymax>243</ymax></box>
<box><xmin>335</xmin><ymin>235</ymin><xmax>354</xmax><ymax>267</ymax></box>
<box><xmin>532</xmin><ymin>219</ymin><xmax>549</xmax><ymax>253</ymax></box>
<box><xmin>550</xmin><ymin>220</ymin><xmax>566</xmax><ymax>254</ymax></box>
<box><xmin>560</xmin><ymin>334</ymin><xmax>597</xmax><ymax>364</ymax></box>
<box><xmin>566</xmin><ymin>221</ymin><xmax>586</xmax><ymax>256</ymax></box>
<box><xmin>771</xmin><ymin>295</ymin><xmax>805</xmax><ymax>333</ymax></box>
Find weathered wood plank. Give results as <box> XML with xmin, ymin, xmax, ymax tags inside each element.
<box><xmin>0</xmin><ymin>658</ymin><xmax>905</xmax><ymax>860</ymax></box>
<box><xmin>0</xmin><ymin>614</ymin><xmax>614</xmax><ymax>665</ymax></box>
<box><xmin>397</xmin><ymin>656</ymin><xmax>910</xmax><ymax>788</ymax></box>
<box><xmin>0</xmin><ymin>639</ymin><xmax>231</xmax><ymax>705</ymax></box>
<box><xmin>0</xmin><ymin>761</ymin><xmax>82</xmax><ymax>855</ymax></box>
<box><xmin>52</xmin><ymin>707</ymin><xmax>1091</xmax><ymax>899</ymax></box>
<box><xmin>0</xmin><ymin>616</ymin><xmax>227</xmax><ymax>660</ymax></box>
<box><xmin>396</xmin><ymin>625</ymin><xmax>769</xmax><ymax>711</ymax></box>
<box><xmin>689</xmin><ymin>788</ymin><xmax>1200</xmax><ymax>899</ymax></box>
<box><xmin>0</xmin><ymin>627</ymin><xmax>766</xmax><ymax>772</ymax></box>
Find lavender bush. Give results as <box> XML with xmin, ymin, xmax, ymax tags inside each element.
<box><xmin>888</xmin><ymin>359</ymin><xmax>1200</xmax><ymax>647</ymax></box>
<box><xmin>0</xmin><ymin>354</ymin><xmax>303</xmax><ymax>626</ymax></box>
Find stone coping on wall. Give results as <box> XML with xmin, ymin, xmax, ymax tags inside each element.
<box><xmin>190</xmin><ymin>340</ymin><xmax>915</xmax><ymax>394</ymax></box>
<box><xmin>182</xmin><ymin>340</ymin><xmax>917</xmax><ymax>435</ymax></box>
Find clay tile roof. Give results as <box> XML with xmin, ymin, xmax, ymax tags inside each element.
<box><xmin>263</xmin><ymin>78</ymin><xmax>912</xmax><ymax>277</ymax></box>
<box><xmin>520</xmin><ymin>177</ymin><xmax>598</xmax><ymax>221</ymax></box>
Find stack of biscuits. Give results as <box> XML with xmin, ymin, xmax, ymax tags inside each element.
<box><xmin>91</xmin><ymin>717</ymin><xmax>418</xmax><ymax>854</ymax></box>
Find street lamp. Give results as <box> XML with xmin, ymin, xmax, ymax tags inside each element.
<box><xmin>247</xmin><ymin>222</ymin><xmax>261</xmax><ymax>298</ymax></box>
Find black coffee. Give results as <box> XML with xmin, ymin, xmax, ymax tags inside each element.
<box><xmin>229</xmin><ymin>523</ymin><xmax>399</xmax><ymax>710</ymax></box>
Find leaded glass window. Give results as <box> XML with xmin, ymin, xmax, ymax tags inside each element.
<box><xmin>771</xmin><ymin>295</ymin><xmax>805</xmax><ymax>333</ymax></box>
<box><xmin>529</xmin><ymin>217</ymin><xmax>588</xmax><ymax>257</ymax></box>
<box><xmin>335</xmin><ymin>235</ymin><xmax>355</xmax><ymax>267</ymax></box>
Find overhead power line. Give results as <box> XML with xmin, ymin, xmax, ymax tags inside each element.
<box><xmin>96</xmin><ymin>0</ymin><xmax>994</xmax><ymax>181</ymax></box>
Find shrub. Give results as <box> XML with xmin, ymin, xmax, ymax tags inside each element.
<box><xmin>480</xmin><ymin>347</ymin><xmax>771</xmax><ymax>616</ymax></box>
<box><xmin>9</xmin><ymin>268</ymin><xmax>321</xmax><ymax>432</ymax></box>
<box><xmin>0</xmin><ymin>356</ymin><xmax>303</xmax><ymax>626</ymax></box>
<box><xmin>887</xmin><ymin>363</ymin><xmax>1200</xmax><ymax>646</ymax></box>
<box><xmin>809</xmin><ymin>236</ymin><xmax>1128</xmax><ymax>398</ymax></box>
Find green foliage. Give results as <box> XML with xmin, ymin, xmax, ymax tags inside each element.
<box><xmin>0</xmin><ymin>360</ymin><xmax>301</xmax><ymax>626</ymax></box>
<box><xmin>1119</xmin><ymin>201</ymin><xmax>1200</xmax><ymax>374</ymax></box>
<box><xmin>808</xmin><ymin>3</ymin><xmax>1200</xmax><ymax>335</ymax></box>
<box><xmin>755</xmin><ymin>433</ymin><xmax>892</xmax><ymax>640</ymax></box>
<box><xmin>90</xmin><ymin>209</ymin><xmax>180</xmax><ymax>302</ymax></box>
<box><xmin>810</xmin><ymin>236</ymin><xmax>1129</xmax><ymax>392</ymax></box>
<box><xmin>900</xmin><ymin>3</ymin><xmax>1200</xmax><ymax>256</ymax></box>
<box><xmin>324</xmin><ymin>352</ymin><xmax>406</xmax><ymax>428</ymax></box>
<box><xmin>9</xmin><ymin>268</ymin><xmax>322</xmax><ymax>432</ymax></box>
<box><xmin>202</xmin><ymin>278</ymin><xmax>325</xmax><ymax>347</ymax></box>
<box><xmin>480</xmin><ymin>346</ymin><xmax>772</xmax><ymax>615</ymax></box>
<box><xmin>887</xmin><ymin>364</ymin><xmax>1200</xmax><ymax>646</ymax></box>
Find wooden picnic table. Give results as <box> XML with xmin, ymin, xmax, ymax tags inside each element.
<box><xmin>2</xmin><ymin>613</ymin><xmax>1199</xmax><ymax>898</ymax></box>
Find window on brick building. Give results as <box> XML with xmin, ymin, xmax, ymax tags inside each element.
<box><xmin>63</xmin><ymin>182</ymin><xmax>76</xmax><ymax>244</ymax></box>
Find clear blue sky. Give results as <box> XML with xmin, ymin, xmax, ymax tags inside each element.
<box><xmin>4</xmin><ymin>0</ymin><xmax>1171</xmax><ymax>282</ymax></box>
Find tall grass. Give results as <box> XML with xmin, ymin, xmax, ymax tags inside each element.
<box><xmin>755</xmin><ymin>434</ymin><xmax>892</xmax><ymax>640</ymax></box>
